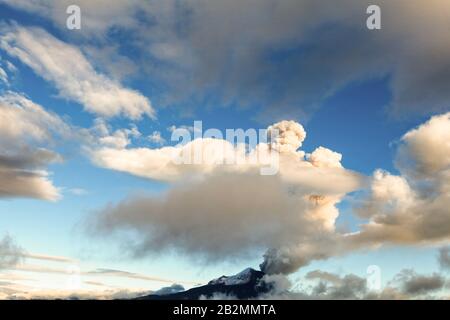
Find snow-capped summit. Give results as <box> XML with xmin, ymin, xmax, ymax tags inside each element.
<box><xmin>208</xmin><ymin>268</ymin><xmax>261</xmax><ymax>286</ymax></box>
<box><xmin>137</xmin><ymin>267</ymin><xmax>271</xmax><ymax>300</ymax></box>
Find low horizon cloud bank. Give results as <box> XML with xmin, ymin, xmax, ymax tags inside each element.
<box><xmin>1</xmin><ymin>233</ymin><xmax>449</xmax><ymax>300</ymax></box>
<box><xmin>260</xmin><ymin>262</ymin><xmax>449</xmax><ymax>300</ymax></box>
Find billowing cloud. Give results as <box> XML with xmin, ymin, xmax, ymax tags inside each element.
<box><xmin>267</xmin><ymin>120</ymin><xmax>306</xmax><ymax>154</ymax></box>
<box><xmin>90</xmin><ymin>121</ymin><xmax>362</xmax><ymax>190</ymax></box>
<box><xmin>0</xmin><ymin>24</ymin><xmax>154</xmax><ymax>120</ymax></box>
<box><xmin>351</xmin><ymin>113</ymin><xmax>450</xmax><ymax>247</ymax></box>
<box><xmin>89</xmin><ymin>120</ymin><xmax>363</xmax><ymax>273</ymax></box>
<box><xmin>396</xmin><ymin>113</ymin><xmax>450</xmax><ymax>178</ymax></box>
<box><xmin>91</xmin><ymin>171</ymin><xmax>334</xmax><ymax>261</ymax></box>
<box><xmin>0</xmin><ymin>92</ymin><xmax>67</xmax><ymax>200</ymax></box>
<box><xmin>89</xmin><ymin>112</ymin><xmax>450</xmax><ymax>275</ymax></box>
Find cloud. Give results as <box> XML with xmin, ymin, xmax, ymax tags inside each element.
<box><xmin>82</xmin><ymin>44</ymin><xmax>138</xmax><ymax>81</ymax></box>
<box><xmin>0</xmin><ymin>24</ymin><xmax>154</xmax><ymax>120</ymax></box>
<box><xmin>91</xmin><ymin>171</ymin><xmax>329</xmax><ymax>261</ymax></box>
<box><xmin>261</xmin><ymin>268</ymin><xmax>448</xmax><ymax>300</ymax></box>
<box><xmin>438</xmin><ymin>247</ymin><xmax>450</xmax><ymax>271</ymax></box>
<box><xmin>0</xmin><ymin>92</ymin><xmax>68</xmax><ymax>200</ymax></box>
<box><xmin>393</xmin><ymin>269</ymin><xmax>446</xmax><ymax>297</ymax></box>
<box><xmin>200</xmin><ymin>292</ymin><xmax>238</xmax><ymax>300</ymax></box>
<box><xmin>90</xmin><ymin>121</ymin><xmax>362</xmax><ymax>189</ymax></box>
<box><xmin>0</xmin><ymin>166</ymin><xmax>60</xmax><ymax>201</ymax></box>
<box><xmin>90</xmin><ymin>138</ymin><xmax>251</xmax><ymax>181</ymax></box>
<box><xmin>267</xmin><ymin>120</ymin><xmax>306</xmax><ymax>153</ymax></box>
<box><xmin>66</xmin><ymin>188</ymin><xmax>88</xmax><ymax>196</ymax></box>
<box><xmin>0</xmin><ymin>66</ymin><xmax>7</xmax><ymax>84</ymax></box>
<box><xmin>0</xmin><ymin>235</ymin><xmax>23</xmax><ymax>269</ymax></box>
<box><xmin>89</xmin><ymin>120</ymin><xmax>363</xmax><ymax>273</ymax></box>
<box><xmin>351</xmin><ymin>113</ymin><xmax>450</xmax><ymax>247</ymax></box>
<box><xmin>138</xmin><ymin>0</ymin><xmax>450</xmax><ymax>119</ymax></box>
<box><xmin>9</xmin><ymin>262</ymin><xmax>189</xmax><ymax>285</ymax></box>
<box><xmin>0</xmin><ymin>56</ymin><xmax>11</xmax><ymax>84</ymax></box>
<box><xmin>86</xmin><ymin>268</ymin><xmax>184</xmax><ymax>284</ymax></box>
<box><xmin>260</xmin><ymin>237</ymin><xmax>344</xmax><ymax>275</ymax></box>
<box><xmin>148</xmin><ymin>131</ymin><xmax>166</xmax><ymax>145</ymax></box>
<box><xmin>92</xmin><ymin>119</ymin><xmax>142</xmax><ymax>149</ymax></box>
<box><xmin>0</xmin><ymin>0</ymin><xmax>143</xmax><ymax>37</ymax></box>
<box><xmin>0</xmin><ymin>91</ymin><xmax>69</xmax><ymax>143</ymax></box>
<box><xmin>4</xmin><ymin>1</ymin><xmax>450</xmax><ymax>119</ymax></box>
<box><xmin>24</xmin><ymin>253</ymin><xmax>77</xmax><ymax>264</ymax></box>
<box><xmin>0</xmin><ymin>236</ymin><xmax>193</xmax><ymax>299</ymax></box>
<box><xmin>167</xmin><ymin>125</ymin><xmax>199</xmax><ymax>134</ymax></box>
<box><xmin>2</xmin><ymin>288</ymin><xmax>151</xmax><ymax>300</ymax></box>
<box><xmin>256</xmin><ymin>271</ymin><xmax>371</xmax><ymax>300</ymax></box>
<box><xmin>89</xmin><ymin>112</ymin><xmax>450</xmax><ymax>275</ymax></box>
<box><xmin>305</xmin><ymin>271</ymin><xmax>368</xmax><ymax>299</ymax></box>
<box><xmin>396</xmin><ymin>113</ymin><xmax>450</xmax><ymax>178</ymax></box>
<box><xmin>307</xmin><ymin>147</ymin><xmax>343</xmax><ymax>169</ymax></box>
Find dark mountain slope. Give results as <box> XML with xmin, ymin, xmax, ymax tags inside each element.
<box><xmin>136</xmin><ymin>268</ymin><xmax>271</xmax><ymax>300</ymax></box>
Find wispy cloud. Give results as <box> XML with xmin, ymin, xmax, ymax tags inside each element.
<box><xmin>0</xmin><ymin>24</ymin><xmax>155</xmax><ymax>120</ymax></box>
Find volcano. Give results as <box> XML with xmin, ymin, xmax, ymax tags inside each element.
<box><xmin>136</xmin><ymin>268</ymin><xmax>271</xmax><ymax>300</ymax></box>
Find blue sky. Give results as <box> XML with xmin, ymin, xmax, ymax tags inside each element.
<box><xmin>0</xmin><ymin>1</ymin><xmax>449</xmax><ymax>299</ymax></box>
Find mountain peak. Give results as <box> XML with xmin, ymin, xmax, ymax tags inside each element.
<box><xmin>136</xmin><ymin>267</ymin><xmax>270</xmax><ymax>300</ymax></box>
<box><xmin>208</xmin><ymin>268</ymin><xmax>262</xmax><ymax>286</ymax></box>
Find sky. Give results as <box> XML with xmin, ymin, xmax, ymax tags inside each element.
<box><xmin>0</xmin><ymin>0</ymin><xmax>449</xmax><ymax>299</ymax></box>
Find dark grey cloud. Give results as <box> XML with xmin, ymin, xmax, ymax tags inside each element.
<box><xmin>3</xmin><ymin>1</ymin><xmax>450</xmax><ymax>121</ymax></box>
<box><xmin>305</xmin><ymin>271</ymin><xmax>367</xmax><ymax>299</ymax></box>
<box><xmin>0</xmin><ymin>92</ymin><xmax>68</xmax><ymax>200</ymax></box>
<box><xmin>263</xmin><ymin>269</ymin><xmax>448</xmax><ymax>300</ymax></box>
<box><xmin>394</xmin><ymin>269</ymin><xmax>445</xmax><ymax>296</ymax></box>
<box><xmin>0</xmin><ymin>149</ymin><xmax>59</xmax><ymax>170</ymax></box>
<box><xmin>0</xmin><ymin>148</ymin><xmax>62</xmax><ymax>200</ymax></box>
<box><xmin>134</xmin><ymin>0</ymin><xmax>391</xmax><ymax>120</ymax></box>
<box><xmin>137</xmin><ymin>0</ymin><xmax>450</xmax><ymax>120</ymax></box>
<box><xmin>88</xmin><ymin>168</ymin><xmax>345</xmax><ymax>268</ymax></box>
